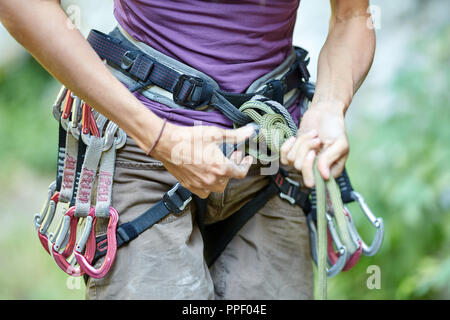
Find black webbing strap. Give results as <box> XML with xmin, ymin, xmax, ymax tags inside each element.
<box><xmin>88</xmin><ymin>29</ymin><xmax>250</xmax><ymax>125</ymax></box>
<box><xmin>200</xmin><ymin>183</ymin><xmax>279</xmax><ymax>267</ymax></box>
<box><xmin>55</xmin><ymin>122</ymin><xmax>66</xmax><ymax>192</ymax></box>
<box><xmin>307</xmin><ymin>167</ymin><xmax>355</xmax><ymax>223</ymax></box>
<box><xmin>86</xmin><ymin>30</ymin><xmax>311</xmax><ymax>126</ymax></box>
<box><xmin>335</xmin><ymin>168</ymin><xmax>354</xmax><ymax>204</ymax></box>
<box><xmin>69</xmin><ymin>137</ymin><xmax>87</xmax><ymax>208</ymax></box>
<box><xmin>91</xmin><ymin>183</ymin><xmax>192</xmax><ymax>265</ymax></box>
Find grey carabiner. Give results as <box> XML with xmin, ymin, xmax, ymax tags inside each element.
<box><xmin>325</xmin><ymin>213</ymin><xmax>348</xmax><ymax>277</ymax></box>
<box><xmin>342</xmin><ymin>206</ymin><xmax>363</xmax><ymax>251</ymax></box>
<box><xmin>53</xmin><ymin>215</ymin><xmax>71</xmax><ymax>252</ymax></box>
<box><xmin>75</xmin><ymin>215</ymin><xmax>94</xmax><ymax>253</ymax></box>
<box><xmin>52</xmin><ymin>86</ymin><xmax>68</xmax><ymax>121</ymax></box>
<box><xmin>103</xmin><ymin>121</ymin><xmax>119</xmax><ymax>151</ymax></box>
<box><xmin>69</xmin><ymin>97</ymin><xmax>83</xmax><ymax>139</ymax></box>
<box><xmin>307</xmin><ymin>214</ymin><xmax>348</xmax><ymax>278</ymax></box>
<box><xmin>350</xmin><ymin>191</ymin><xmax>384</xmax><ymax>256</ymax></box>
<box><xmin>115</xmin><ymin>128</ymin><xmax>127</xmax><ymax>149</ymax></box>
<box><xmin>39</xmin><ymin>198</ymin><xmax>58</xmax><ymax>235</ymax></box>
<box><xmin>34</xmin><ymin>181</ymin><xmax>57</xmax><ymax>230</ymax></box>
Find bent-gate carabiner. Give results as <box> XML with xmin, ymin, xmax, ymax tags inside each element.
<box><xmin>307</xmin><ymin>213</ymin><xmax>347</xmax><ymax>278</ymax></box>
<box><xmin>350</xmin><ymin>191</ymin><xmax>384</xmax><ymax>256</ymax></box>
<box><xmin>74</xmin><ymin>207</ymin><xmax>119</xmax><ymax>279</ymax></box>
<box><xmin>52</xmin><ymin>207</ymin><xmax>97</xmax><ymax>276</ymax></box>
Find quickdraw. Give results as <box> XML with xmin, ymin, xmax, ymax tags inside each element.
<box><xmin>34</xmin><ymin>86</ymin><xmax>126</xmax><ymax>278</ymax></box>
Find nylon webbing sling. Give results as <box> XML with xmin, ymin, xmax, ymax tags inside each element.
<box><xmin>86</xmin><ymin>30</ymin><xmax>310</xmax><ymax>125</ymax></box>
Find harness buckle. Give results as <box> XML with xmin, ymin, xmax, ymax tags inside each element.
<box><xmin>121</xmin><ymin>51</ymin><xmax>138</xmax><ymax>70</ymax></box>
<box><xmin>279</xmin><ymin>177</ymin><xmax>300</xmax><ymax>206</ymax></box>
<box><xmin>173</xmin><ymin>75</ymin><xmax>212</xmax><ymax>108</ymax></box>
<box><xmin>163</xmin><ymin>183</ymin><xmax>192</xmax><ymax>214</ymax></box>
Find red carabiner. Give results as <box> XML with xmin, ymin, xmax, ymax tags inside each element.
<box><xmin>74</xmin><ymin>207</ymin><xmax>119</xmax><ymax>279</ymax></box>
<box><xmin>51</xmin><ymin>207</ymin><xmax>97</xmax><ymax>276</ymax></box>
<box><xmin>38</xmin><ymin>192</ymin><xmax>60</xmax><ymax>254</ymax></box>
<box><xmin>327</xmin><ymin>231</ymin><xmax>363</xmax><ymax>272</ymax></box>
<box><xmin>61</xmin><ymin>90</ymin><xmax>74</xmax><ymax>120</ymax></box>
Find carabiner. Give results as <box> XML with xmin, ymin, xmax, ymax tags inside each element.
<box><xmin>307</xmin><ymin>213</ymin><xmax>347</xmax><ymax>278</ymax></box>
<box><xmin>69</xmin><ymin>97</ymin><xmax>83</xmax><ymax>140</ymax></box>
<box><xmin>37</xmin><ymin>192</ymin><xmax>60</xmax><ymax>254</ymax></box>
<box><xmin>60</xmin><ymin>91</ymin><xmax>74</xmax><ymax>131</ymax></box>
<box><xmin>103</xmin><ymin>122</ymin><xmax>127</xmax><ymax>151</ymax></box>
<box><xmin>52</xmin><ymin>86</ymin><xmax>68</xmax><ymax>121</ymax></box>
<box><xmin>82</xmin><ymin>113</ymin><xmax>108</xmax><ymax>146</ymax></box>
<box><xmin>34</xmin><ymin>181</ymin><xmax>57</xmax><ymax>230</ymax></box>
<box><xmin>350</xmin><ymin>191</ymin><xmax>384</xmax><ymax>256</ymax></box>
<box><xmin>74</xmin><ymin>207</ymin><xmax>119</xmax><ymax>279</ymax></box>
<box><xmin>51</xmin><ymin>207</ymin><xmax>97</xmax><ymax>276</ymax></box>
<box><xmin>50</xmin><ymin>206</ymin><xmax>79</xmax><ymax>258</ymax></box>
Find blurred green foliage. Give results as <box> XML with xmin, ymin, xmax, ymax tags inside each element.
<box><xmin>0</xmin><ymin>23</ymin><xmax>448</xmax><ymax>300</ymax></box>
<box><xmin>0</xmin><ymin>57</ymin><xmax>58</xmax><ymax>176</ymax></box>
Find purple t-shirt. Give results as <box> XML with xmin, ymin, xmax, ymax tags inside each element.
<box><xmin>114</xmin><ymin>0</ymin><xmax>301</xmax><ymax>128</ymax></box>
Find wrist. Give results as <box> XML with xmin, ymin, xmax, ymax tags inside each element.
<box><xmin>309</xmin><ymin>98</ymin><xmax>348</xmax><ymax>116</ymax></box>
<box><xmin>149</xmin><ymin>121</ymin><xmax>177</xmax><ymax>161</ymax></box>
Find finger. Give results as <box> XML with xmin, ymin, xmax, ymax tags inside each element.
<box><xmin>301</xmin><ymin>150</ymin><xmax>317</xmax><ymax>188</ymax></box>
<box><xmin>219</xmin><ymin>125</ymin><xmax>256</xmax><ymax>145</ymax></box>
<box><xmin>280</xmin><ymin>136</ymin><xmax>296</xmax><ymax>165</ymax></box>
<box><xmin>330</xmin><ymin>156</ymin><xmax>347</xmax><ymax>179</ymax></box>
<box><xmin>222</xmin><ymin>155</ymin><xmax>253</xmax><ymax>179</ymax></box>
<box><xmin>293</xmin><ymin>137</ymin><xmax>321</xmax><ymax>170</ymax></box>
<box><xmin>286</xmin><ymin>130</ymin><xmax>318</xmax><ymax>163</ymax></box>
<box><xmin>229</xmin><ymin>150</ymin><xmax>244</xmax><ymax>164</ymax></box>
<box><xmin>317</xmin><ymin>136</ymin><xmax>349</xmax><ymax>180</ymax></box>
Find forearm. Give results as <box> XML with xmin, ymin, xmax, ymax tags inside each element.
<box><xmin>312</xmin><ymin>1</ymin><xmax>375</xmax><ymax>114</ymax></box>
<box><xmin>0</xmin><ymin>0</ymin><xmax>164</xmax><ymax>153</ymax></box>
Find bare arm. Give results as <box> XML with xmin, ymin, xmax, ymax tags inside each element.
<box><xmin>0</xmin><ymin>0</ymin><xmax>253</xmax><ymax>197</ymax></box>
<box><xmin>281</xmin><ymin>0</ymin><xmax>375</xmax><ymax>186</ymax></box>
<box><xmin>0</xmin><ymin>0</ymin><xmax>166</xmax><ymax>152</ymax></box>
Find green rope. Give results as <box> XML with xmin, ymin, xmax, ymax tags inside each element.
<box><xmin>313</xmin><ymin>160</ymin><xmax>357</xmax><ymax>300</ymax></box>
<box><xmin>238</xmin><ymin>100</ymin><xmax>295</xmax><ymax>162</ymax></box>
<box><xmin>314</xmin><ymin>160</ymin><xmax>328</xmax><ymax>300</ymax></box>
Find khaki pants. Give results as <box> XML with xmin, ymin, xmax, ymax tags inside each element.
<box><xmin>85</xmin><ymin>137</ymin><xmax>314</xmax><ymax>299</ymax></box>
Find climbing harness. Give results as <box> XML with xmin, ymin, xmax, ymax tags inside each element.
<box><xmin>32</xmin><ymin>27</ymin><xmax>384</xmax><ymax>299</ymax></box>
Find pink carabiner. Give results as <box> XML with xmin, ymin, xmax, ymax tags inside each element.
<box><xmin>74</xmin><ymin>207</ymin><xmax>119</xmax><ymax>279</ymax></box>
<box><xmin>38</xmin><ymin>192</ymin><xmax>60</xmax><ymax>254</ymax></box>
<box><xmin>52</xmin><ymin>207</ymin><xmax>97</xmax><ymax>276</ymax></box>
<box><xmin>327</xmin><ymin>231</ymin><xmax>363</xmax><ymax>271</ymax></box>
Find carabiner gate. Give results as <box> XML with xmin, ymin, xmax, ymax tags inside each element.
<box><xmin>74</xmin><ymin>207</ymin><xmax>119</xmax><ymax>279</ymax></box>
<box><xmin>350</xmin><ymin>191</ymin><xmax>384</xmax><ymax>256</ymax></box>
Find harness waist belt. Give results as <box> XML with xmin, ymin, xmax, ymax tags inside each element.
<box><xmin>87</xmin><ymin>28</ymin><xmax>312</xmax><ymax>125</ymax></box>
